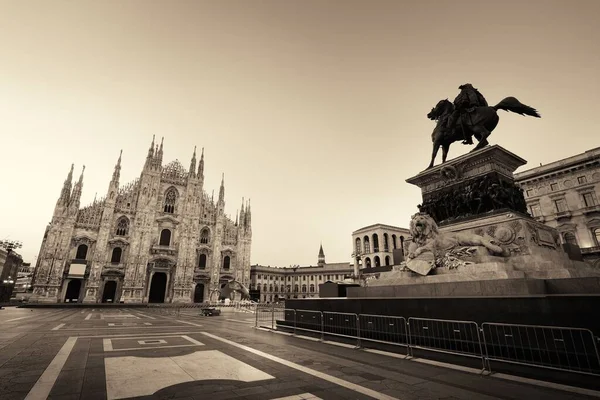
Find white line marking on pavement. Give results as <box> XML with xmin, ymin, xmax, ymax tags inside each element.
<box><xmin>492</xmin><ymin>373</ymin><xmax>600</xmax><ymax>398</ymax></box>
<box><xmin>226</xmin><ymin>318</ymin><xmax>254</xmax><ymax>324</ymax></box>
<box><xmin>271</xmin><ymin>393</ymin><xmax>323</xmax><ymax>400</ymax></box>
<box><xmin>25</xmin><ymin>337</ymin><xmax>78</xmax><ymax>400</ymax></box>
<box><xmin>135</xmin><ymin>312</ymin><xmax>156</xmax><ymax>319</ymax></box>
<box><xmin>103</xmin><ymin>338</ymin><xmax>114</xmax><ymax>351</ymax></box>
<box><xmin>51</xmin><ymin>323</ymin><xmax>65</xmax><ymax>331</ymax></box>
<box><xmin>176</xmin><ymin>320</ymin><xmax>203</xmax><ymax>327</ymax></box>
<box><xmin>77</xmin><ymin>331</ymin><xmax>203</xmax><ymax>338</ymax></box>
<box><xmin>201</xmin><ymin>332</ymin><xmax>399</xmax><ymax>400</ymax></box>
<box><xmin>5</xmin><ymin>316</ymin><xmax>34</xmax><ymax>322</ymax></box>
<box><xmin>363</xmin><ymin>348</ymin><xmax>408</xmax><ymax>359</ymax></box>
<box><xmin>85</xmin><ymin>313</ymin><xmax>92</xmax><ymax>320</ymax></box>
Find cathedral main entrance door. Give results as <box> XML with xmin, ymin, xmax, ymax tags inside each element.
<box><xmin>102</xmin><ymin>281</ymin><xmax>117</xmax><ymax>303</ymax></box>
<box><xmin>193</xmin><ymin>283</ymin><xmax>204</xmax><ymax>303</ymax></box>
<box><xmin>64</xmin><ymin>279</ymin><xmax>82</xmax><ymax>303</ymax></box>
<box><xmin>149</xmin><ymin>272</ymin><xmax>167</xmax><ymax>303</ymax></box>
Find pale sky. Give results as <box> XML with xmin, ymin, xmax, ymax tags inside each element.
<box><xmin>1</xmin><ymin>0</ymin><xmax>598</xmax><ymax>266</ymax></box>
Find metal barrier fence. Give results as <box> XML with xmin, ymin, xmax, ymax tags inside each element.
<box><xmin>256</xmin><ymin>308</ymin><xmax>600</xmax><ymax>377</ymax></box>
<box><xmin>482</xmin><ymin>322</ymin><xmax>600</xmax><ymax>376</ymax></box>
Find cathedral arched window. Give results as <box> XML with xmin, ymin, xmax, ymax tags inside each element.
<box><xmin>355</xmin><ymin>238</ymin><xmax>361</xmax><ymax>254</ymax></box>
<box><xmin>372</xmin><ymin>234</ymin><xmax>379</xmax><ymax>252</ymax></box>
<box><xmin>200</xmin><ymin>228</ymin><xmax>210</xmax><ymax>244</ymax></box>
<box><xmin>159</xmin><ymin>229</ymin><xmax>172</xmax><ymax>246</ymax></box>
<box><xmin>76</xmin><ymin>244</ymin><xmax>88</xmax><ymax>260</ymax></box>
<box><xmin>198</xmin><ymin>254</ymin><xmax>207</xmax><ymax>269</ymax></box>
<box><xmin>223</xmin><ymin>255</ymin><xmax>231</xmax><ymax>270</ymax></box>
<box><xmin>116</xmin><ymin>217</ymin><xmax>129</xmax><ymax>236</ymax></box>
<box><xmin>111</xmin><ymin>247</ymin><xmax>122</xmax><ymax>264</ymax></box>
<box><xmin>163</xmin><ymin>188</ymin><xmax>177</xmax><ymax>213</ymax></box>
<box><xmin>363</xmin><ymin>236</ymin><xmax>370</xmax><ymax>253</ymax></box>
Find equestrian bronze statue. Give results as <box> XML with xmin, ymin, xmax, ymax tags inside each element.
<box><xmin>426</xmin><ymin>84</ymin><xmax>540</xmax><ymax>169</ymax></box>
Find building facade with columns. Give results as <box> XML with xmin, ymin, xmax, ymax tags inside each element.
<box><xmin>31</xmin><ymin>137</ymin><xmax>252</xmax><ymax>303</ymax></box>
<box><xmin>250</xmin><ymin>245</ymin><xmax>353</xmax><ymax>302</ymax></box>
<box><xmin>514</xmin><ymin>147</ymin><xmax>600</xmax><ymax>268</ymax></box>
<box><xmin>351</xmin><ymin>224</ymin><xmax>411</xmax><ymax>273</ymax></box>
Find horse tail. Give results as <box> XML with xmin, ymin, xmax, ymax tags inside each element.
<box><xmin>493</xmin><ymin>97</ymin><xmax>541</xmax><ymax>118</ymax></box>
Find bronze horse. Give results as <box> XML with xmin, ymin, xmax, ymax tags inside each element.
<box><xmin>426</xmin><ymin>97</ymin><xmax>540</xmax><ymax>169</ymax></box>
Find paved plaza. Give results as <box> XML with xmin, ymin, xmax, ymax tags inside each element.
<box><xmin>0</xmin><ymin>307</ymin><xmax>598</xmax><ymax>400</ymax></box>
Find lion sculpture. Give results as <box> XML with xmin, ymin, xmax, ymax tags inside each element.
<box><xmin>405</xmin><ymin>213</ymin><xmax>505</xmax><ymax>275</ymax></box>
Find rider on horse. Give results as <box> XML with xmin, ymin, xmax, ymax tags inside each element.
<box><xmin>447</xmin><ymin>83</ymin><xmax>488</xmax><ymax>145</ymax></box>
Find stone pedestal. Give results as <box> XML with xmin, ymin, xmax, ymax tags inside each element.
<box><xmin>368</xmin><ymin>145</ymin><xmax>600</xmax><ymax>295</ymax></box>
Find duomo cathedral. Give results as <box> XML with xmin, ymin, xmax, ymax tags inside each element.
<box><xmin>31</xmin><ymin>137</ymin><xmax>252</xmax><ymax>303</ymax></box>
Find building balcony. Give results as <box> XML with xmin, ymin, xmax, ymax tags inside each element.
<box><xmin>582</xmin><ymin>204</ymin><xmax>600</xmax><ymax>215</ymax></box>
<box><xmin>150</xmin><ymin>245</ymin><xmax>178</xmax><ymax>256</ymax></box>
<box><xmin>554</xmin><ymin>210</ymin><xmax>572</xmax><ymax>221</ymax></box>
<box><xmin>581</xmin><ymin>246</ymin><xmax>600</xmax><ymax>254</ymax></box>
<box><xmin>533</xmin><ymin>215</ymin><xmax>546</xmax><ymax>223</ymax></box>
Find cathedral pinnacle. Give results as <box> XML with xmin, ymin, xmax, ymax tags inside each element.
<box><xmin>318</xmin><ymin>243</ymin><xmax>325</xmax><ymax>265</ymax></box>
<box><xmin>197</xmin><ymin>147</ymin><xmax>204</xmax><ymax>177</ymax></box>
<box><xmin>112</xmin><ymin>150</ymin><xmax>122</xmax><ymax>183</ymax></box>
<box><xmin>59</xmin><ymin>163</ymin><xmax>75</xmax><ymax>204</ymax></box>
<box><xmin>189</xmin><ymin>146</ymin><xmax>197</xmax><ymax>178</ymax></box>
<box><xmin>218</xmin><ymin>173</ymin><xmax>225</xmax><ymax>204</ymax></box>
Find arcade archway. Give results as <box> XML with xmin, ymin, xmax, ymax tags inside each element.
<box><xmin>64</xmin><ymin>279</ymin><xmax>82</xmax><ymax>302</ymax></box>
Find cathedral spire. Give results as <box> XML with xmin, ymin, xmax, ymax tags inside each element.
<box><xmin>112</xmin><ymin>150</ymin><xmax>122</xmax><ymax>183</ymax></box>
<box><xmin>145</xmin><ymin>136</ymin><xmax>155</xmax><ymax>170</ymax></box>
<box><xmin>235</xmin><ymin>209</ymin><xmax>238</xmax><ymax>226</ymax></box>
<box><xmin>189</xmin><ymin>146</ymin><xmax>197</xmax><ymax>178</ymax></box>
<box><xmin>70</xmin><ymin>165</ymin><xmax>85</xmax><ymax>209</ymax></box>
<box><xmin>58</xmin><ymin>163</ymin><xmax>75</xmax><ymax>204</ymax></box>
<box><xmin>197</xmin><ymin>147</ymin><xmax>204</xmax><ymax>178</ymax></box>
<box><xmin>218</xmin><ymin>173</ymin><xmax>225</xmax><ymax>204</ymax></box>
<box><xmin>245</xmin><ymin>198</ymin><xmax>251</xmax><ymax>227</ymax></box>
<box><xmin>157</xmin><ymin>137</ymin><xmax>164</xmax><ymax>165</ymax></box>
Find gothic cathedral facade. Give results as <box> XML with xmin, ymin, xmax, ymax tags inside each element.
<box><xmin>31</xmin><ymin>137</ymin><xmax>252</xmax><ymax>303</ymax></box>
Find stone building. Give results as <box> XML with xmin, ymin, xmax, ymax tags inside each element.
<box><xmin>351</xmin><ymin>224</ymin><xmax>410</xmax><ymax>272</ymax></box>
<box><xmin>514</xmin><ymin>147</ymin><xmax>600</xmax><ymax>268</ymax></box>
<box><xmin>31</xmin><ymin>137</ymin><xmax>252</xmax><ymax>303</ymax></box>
<box><xmin>0</xmin><ymin>248</ymin><xmax>23</xmax><ymax>302</ymax></box>
<box><xmin>250</xmin><ymin>245</ymin><xmax>353</xmax><ymax>302</ymax></box>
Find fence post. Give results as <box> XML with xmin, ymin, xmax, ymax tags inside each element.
<box><xmin>271</xmin><ymin>303</ymin><xmax>275</xmax><ymax>329</ymax></box>
<box><xmin>320</xmin><ymin>311</ymin><xmax>324</xmax><ymax>342</ymax></box>
<box><xmin>406</xmin><ymin>319</ymin><xmax>413</xmax><ymax>358</ymax></box>
<box><xmin>254</xmin><ymin>304</ymin><xmax>258</xmax><ymax>328</ymax></box>
<box><xmin>356</xmin><ymin>314</ymin><xmax>361</xmax><ymax>349</ymax></box>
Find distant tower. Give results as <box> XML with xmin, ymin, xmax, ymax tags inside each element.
<box><xmin>318</xmin><ymin>243</ymin><xmax>325</xmax><ymax>266</ymax></box>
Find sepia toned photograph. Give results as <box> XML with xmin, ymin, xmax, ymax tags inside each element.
<box><xmin>0</xmin><ymin>1</ymin><xmax>599</xmax><ymax>399</ymax></box>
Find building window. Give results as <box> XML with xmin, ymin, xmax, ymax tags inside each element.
<box><xmin>563</xmin><ymin>232</ymin><xmax>578</xmax><ymax>246</ymax></box>
<box><xmin>550</xmin><ymin>183</ymin><xmax>558</xmax><ymax>191</ymax></box>
<box><xmin>164</xmin><ymin>188</ymin><xmax>177</xmax><ymax>213</ymax></box>
<box><xmin>159</xmin><ymin>229</ymin><xmax>171</xmax><ymax>246</ymax></box>
<box><xmin>263</xmin><ymin>284</ymin><xmax>267</xmax><ymax>292</ymax></box>
<box><xmin>385</xmin><ymin>255</ymin><xmax>390</xmax><ymax>266</ymax></box>
<box><xmin>75</xmin><ymin>244</ymin><xmax>88</xmax><ymax>260</ymax></box>
<box><xmin>309</xmin><ymin>284</ymin><xmax>315</xmax><ymax>292</ymax></box>
<box><xmin>110</xmin><ymin>247</ymin><xmax>122</xmax><ymax>264</ymax></box>
<box><xmin>374</xmin><ymin>256</ymin><xmax>381</xmax><ymax>267</ymax></box>
<box><xmin>583</xmin><ymin>193</ymin><xmax>596</xmax><ymax>207</ymax></box>
<box><xmin>392</xmin><ymin>234</ymin><xmax>397</xmax><ymax>249</ymax></box>
<box><xmin>301</xmin><ymin>284</ymin><xmax>307</xmax><ymax>293</ymax></box>
<box><xmin>372</xmin><ymin>234</ymin><xmax>379</xmax><ymax>252</ymax></box>
<box><xmin>223</xmin><ymin>256</ymin><xmax>231</xmax><ymax>270</ymax></box>
<box><xmin>594</xmin><ymin>228</ymin><xmax>600</xmax><ymax>246</ymax></box>
<box><xmin>383</xmin><ymin>233</ymin><xmax>389</xmax><ymax>251</ymax></box>
<box><xmin>310</xmin><ymin>275</ymin><xmax>314</xmax><ymax>281</ymax></box>
<box><xmin>554</xmin><ymin>199</ymin><xmax>568</xmax><ymax>213</ymax></box>
<box><xmin>363</xmin><ymin>236</ymin><xmax>370</xmax><ymax>253</ymax></box>
<box><xmin>200</xmin><ymin>228</ymin><xmax>210</xmax><ymax>244</ymax></box>
<box><xmin>116</xmin><ymin>217</ymin><xmax>129</xmax><ymax>236</ymax></box>
<box><xmin>365</xmin><ymin>257</ymin><xmax>371</xmax><ymax>268</ymax></box>
<box><xmin>302</xmin><ymin>276</ymin><xmax>306</xmax><ymax>281</ymax></box>
<box><xmin>578</xmin><ymin>176</ymin><xmax>587</xmax><ymax>184</ymax></box>
<box><xmin>198</xmin><ymin>254</ymin><xmax>207</xmax><ymax>269</ymax></box>
<box><xmin>355</xmin><ymin>238</ymin><xmax>361</xmax><ymax>254</ymax></box>
<box><xmin>529</xmin><ymin>204</ymin><xmax>542</xmax><ymax>217</ymax></box>
<box><xmin>526</xmin><ymin>189</ymin><xmax>533</xmax><ymax>197</ymax></box>
<box><xmin>294</xmin><ymin>285</ymin><xmax>299</xmax><ymax>292</ymax></box>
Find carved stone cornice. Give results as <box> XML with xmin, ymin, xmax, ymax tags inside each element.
<box><xmin>156</xmin><ymin>214</ymin><xmax>180</xmax><ymax>225</ymax></box>
<box><xmin>108</xmin><ymin>237</ymin><xmax>130</xmax><ymax>246</ymax></box>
